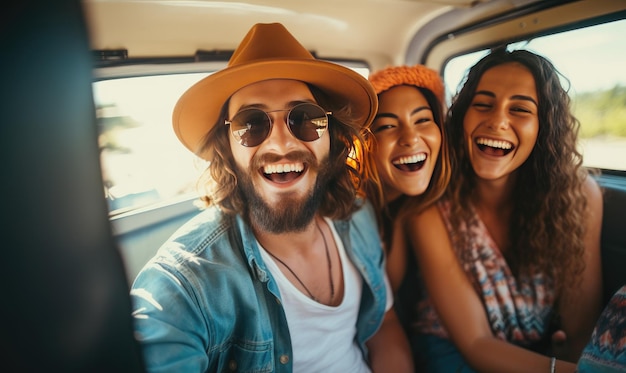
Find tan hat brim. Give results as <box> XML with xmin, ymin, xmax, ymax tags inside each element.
<box><xmin>173</xmin><ymin>59</ymin><xmax>377</xmax><ymax>159</ymax></box>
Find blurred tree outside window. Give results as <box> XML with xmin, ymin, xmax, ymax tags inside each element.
<box><xmin>94</xmin><ymin>73</ymin><xmax>210</xmax><ymax>213</ymax></box>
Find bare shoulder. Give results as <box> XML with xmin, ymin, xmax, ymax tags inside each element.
<box><xmin>407</xmin><ymin>203</ymin><xmax>442</xmax><ymax>227</ymax></box>
<box><xmin>583</xmin><ymin>174</ymin><xmax>603</xmax><ymax>212</ymax></box>
<box><xmin>581</xmin><ymin>174</ymin><xmax>603</xmax><ymax>258</ymax></box>
<box><xmin>405</xmin><ymin>202</ymin><xmax>449</xmax><ymax>250</ymax></box>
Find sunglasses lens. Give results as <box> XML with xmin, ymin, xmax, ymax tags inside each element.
<box><xmin>288</xmin><ymin>104</ymin><xmax>329</xmax><ymax>142</ymax></box>
<box><xmin>230</xmin><ymin>109</ymin><xmax>271</xmax><ymax>147</ymax></box>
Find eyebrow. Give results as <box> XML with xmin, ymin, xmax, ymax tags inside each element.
<box><xmin>374</xmin><ymin>105</ymin><xmax>432</xmax><ymax>120</ymax></box>
<box><xmin>474</xmin><ymin>90</ymin><xmax>538</xmax><ymax>107</ymax></box>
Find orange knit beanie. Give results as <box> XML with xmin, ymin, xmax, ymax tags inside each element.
<box><xmin>368</xmin><ymin>64</ymin><xmax>444</xmax><ymax>103</ymax></box>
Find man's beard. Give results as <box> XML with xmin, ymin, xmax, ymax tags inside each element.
<box><xmin>235</xmin><ymin>151</ymin><xmax>332</xmax><ymax>234</ymax></box>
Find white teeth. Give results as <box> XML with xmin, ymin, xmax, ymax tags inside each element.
<box><xmin>476</xmin><ymin>138</ymin><xmax>513</xmax><ymax>150</ymax></box>
<box><xmin>393</xmin><ymin>153</ymin><xmax>426</xmax><ymax>165</ymax></box>
<box><xmin>263</xmin><ymin>163</ymin><xmax>304</xmax><ymax>174</ymax></box>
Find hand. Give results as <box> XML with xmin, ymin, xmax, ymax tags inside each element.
<box><xmin>550</xmin><ymin>330</ymin><xmax>568</xmax><ymax>359</ymax></box>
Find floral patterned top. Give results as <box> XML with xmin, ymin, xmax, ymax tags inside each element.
<box><xmin>412</xmin><ymin>199</ymin><xmax>556</xmax><ymax>347</ymax></box>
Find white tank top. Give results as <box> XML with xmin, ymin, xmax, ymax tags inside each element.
<box><xmin>259</xmin><ymin>218</ymin><xmax>372</xmax><ymax>373</ymax></box>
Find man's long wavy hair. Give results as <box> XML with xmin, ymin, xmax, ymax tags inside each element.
<box><xmin>195</xmin><ymin>84</ymin><xmax>365</xmax><ymax>221</ymax></box>
<box><xmin>445</xmin><ymin>48</ymin><xmax>589</xmax><ymax>297</ymax></box>
<box><xmin>361</xmin><ymin>87</ymin><xmax>451</xmax><ymax>240</ymax></box>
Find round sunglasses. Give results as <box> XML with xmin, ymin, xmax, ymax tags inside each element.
<box><xmin>224</xmin><ymin>102</ymin><xmax>331</xmax><ymax>147</ymax></box>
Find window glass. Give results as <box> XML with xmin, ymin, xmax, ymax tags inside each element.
<box><xmin>94</xmin><ymin>73</ymin><xmax>210</xmax><ymax>214</ymax></box>
<box><xmin>443</xmin><ymin>19</ymin><xmax>626</xmax><ymax>171</ymax></box>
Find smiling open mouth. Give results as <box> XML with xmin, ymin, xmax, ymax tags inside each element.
<box><xmin>262</xmin><ymin>162</ymin><xmax>305</xmax><ymax>183</ymax></box>
<box><xmin>392</xmin><ymin>153</ymin><xmax>426</xmax><ymax>172</ymax></box>
<box><xmin>476</xmin><ymin>137</ymin><xmax>514</xmax><ymax>156</ymax></box>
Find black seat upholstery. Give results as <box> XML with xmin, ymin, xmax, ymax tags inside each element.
<box><xmin>600</xmin><ymin>179</ymin><xmax>626</xmax><ymax>306</ymax></box>
<box><xmin>0</xmin><ymin>1</ymin><xmax>145</xmax><ymax>371</ymax></box>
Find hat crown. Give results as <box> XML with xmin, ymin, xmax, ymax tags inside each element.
<box><xmin>229</xmin><ymin>23</ymin><xmax>314</xmax><ymax>68</ymax></box>
<box><xmin>173</xmin><ymin>22</ymin><xmax>377</xmax><ymax>160</ymax></box>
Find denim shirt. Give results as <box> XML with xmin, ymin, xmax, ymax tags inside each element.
<box><xmin>130</xmin><ymin>201</ymin><xmax>387</xmax><ymax>373</ymax></box>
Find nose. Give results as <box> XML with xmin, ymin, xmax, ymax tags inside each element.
<box><xmin>398</xmin><ymin>122</ymin><xmax>419</xmax><ymax>147</ymax></box>
<box><xmin>487</xmin><ymin>106</ymin><xmax>510</xmax><ymax>131</ymax></box>
<box><xmin>264</xmin><ymin>112</ymin><xmax>299</xmax><ymax>150</ymax></box>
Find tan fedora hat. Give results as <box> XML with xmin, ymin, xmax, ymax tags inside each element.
<box><xmin>172</xmin><ymin>22</ymin><xmax>377</xmax><ymax>159</ymax></box>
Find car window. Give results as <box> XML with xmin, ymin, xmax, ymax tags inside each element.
<box><xmin>443</xmin><ymin>18</ymin><xmax>626</xmax><ymax>172</ymax></box>
<box><xmin>94</xmin><ymin>73</ymin><xmax>210</xmax><ymax>214</ymax></box>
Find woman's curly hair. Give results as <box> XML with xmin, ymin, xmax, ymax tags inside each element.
<box><xmin>445</xmin><ymin>48</ymin><xmax>589</xmax><ymax>297</ymax></box>
<box><xmin>195</xmin><ymin>84</ymin><xmax>366</xmax><ymax>221</ymax></box>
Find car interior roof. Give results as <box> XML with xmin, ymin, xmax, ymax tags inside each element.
<box><xmin>82</xmin><ymin>0</ymin><xmax>546</xmax><ymax>72</ymax></box>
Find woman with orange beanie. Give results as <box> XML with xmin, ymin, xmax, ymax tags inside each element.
<box><xmin>361</xmin><ymin>64</ymin><xmax>450</xmax><ymax>333</ymax></box>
